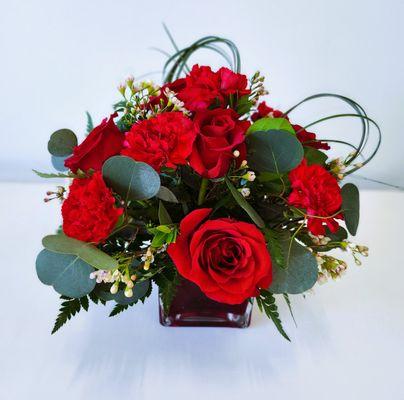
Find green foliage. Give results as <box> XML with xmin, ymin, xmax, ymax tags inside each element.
<box><xmin>256</xmin><ymin>290</ymin><xmax>290</xmax><ymax>341</ymax></box>
<box><xmin>157</xmin><ymin>186</ymin><xmax>179</xmax><ymax>203</ymax></box>
<box><xmin>246</xmin><ymin>130</ymin><xmax>304</xmax><ymax>173</ymax></box>
<box><xmin>42</xmin><ymin>234</ymin><xmax>119</xmax><ymax>270</ymax></box>
<box><xmin>341</xmin><ymin>183</ymin><xmax>360</xmax><ymax>235</ymax></box>
<box><xmin>47</xmin><ymin>129</ymin><xmax>78</xmax><ymax>157</ymax></box>
<box><xmin>247</xmin><ymin>117</ymin><xmax>294</xmax><ymax>135</ymax></box>
<box><xmin>109</xmin><ymin>303</ymin><xmax>130</xmax><ymax>317</ymax></box>
<box><xmin>85</xmin><ymin>111</ymin><xmax>94</xmax><ymax>134</ymax></box>
<box><xmin>225</xmin><ymin>176</ymin><xmax>265</xmax><ymax>228</ymax></box>
<box><xmin>36</xmin><ymin>249</ymin><xmax>96</xmax><ymax>298</ymax></box>
<box><xmin>265</xmin><ymin>228</ymin><xmax>287</xmax><ymax>269</ymax></box>
<box><xmin>33</xmin><ymin>169</ymin><xmax>90</xmax><ymax>179</ymax></box>
<box><xmin>102</xmin><ymin>156</ymin><xmax>161</xmax><ymax>201</ymax></box>
<box><xmin>52</xmin><ymin>296</ymin><xmax>87</xmax><ymax>334</ymax></box>
<box><xmin>113</xmin><ymin>280</ymin><xmax>151</xmax><ymax>305</ymax></box>
<box><xmin>148</xmin><ymin>225</ymin><xmax>178</xmax><ymax>248</ymax></box>
<box><xmin>158</xmin><ymin>201</ymin><xmax>173</xmax><ymax>225</ymax></box>
<box><xmin>269</xmin><ymin>239</ymin><xmax>318</xmax><ymax>294</ymax></box>
<box><xmin>283</xmin><ymin>293</ymin><xmax>297</xmax><ymax>327</ymax></box>
<box><xmin>304</xmin><ymin>147</ymin><xmax>328</xmax><ymax>166</ymax></box>
<box><xmin>154</xmin><ymin>269</ymin><xmax>180</xmax><ymax>315</ymax></box>
<box><xmin>236</xmin><ymin>95</ymin><xmax>253</xmax><ymax>115</ymax></box>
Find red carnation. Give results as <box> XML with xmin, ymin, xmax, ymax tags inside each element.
<box><xmin>189</xmin><ymin>108</ymin><xmax>250</xmax><ymax>179</ymax></box>
<box><xmin>168</xmin><ymin>208</ymin><xmax>272</xmax><ymax>304</ymax></box>
<box><xmin>177</xmin><ymin>65</ymin><xmax>221</xmax><ymax>111</ymax></box>
<box><xmin>64</xmin><ymin>113</ymin><xmax>123</xmax><ymax>173</ymax></box>
<box><xmin>121</xmin><ymin>112</ymin><xmax>197</xmax><ymax>172</ymax></box>
<box><xmin>251</xmin><ymin>101</ymin><xmax>286</xmax><ymax>122</ymax></box>
<box><xmin>293</xmin><ymin>124</ymin><xmax>330</xmax><ymax>150</ymax></box>
<box><xmin>217</xmin><ymin>67</ymin><xmax>250</xmax><ymax>97</ymax></box>
<box><xmin>62</xmin><ymin>172</ymin><xmax>123</xmax><ymax>243</ymax></box>
<box><xmin>288</xmin><ymin>159</ymin><xmax>343</xmax><ymax>235</ymax></box>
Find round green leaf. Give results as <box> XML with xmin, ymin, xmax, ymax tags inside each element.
<box><xmin>341</xmin><ymin>183</ymin><xmax>360</xmax><ymax>236</ymax></box>
<box><xmin>47</xmin><ymin>129</ymin><xmax>77</xmax><ymax>156</ymax></box>
<box><xmin>247</xmin><ymin>117</ymin><xmax>295</xmax><ymax>135</ymax></box>
<box><xmin>42</xmin><ymin>234</ymin><xmax>119</xmax><ymax>270</ymax></box>
<box><xmin>247</xmin><ymin>129</ymin><xmax>304</xmax><ymax>173</ymax></box>
<box><xmin>36</xmin><ymin>249</ymin><xmax>95</xmax><ymax>298</ymax></box>
<box><xmin>102</xmin><ymin>156</ymin><xmax>160</xmax><ymax>201</ymax></box>
<box><xmin>156</xmin><ymin>186</ymin><xmax>179</xmax><ymax>203</ymax></box>
<box><xmin>269</xmin><ymin>240</ymin><xmax>318</xmax><ymax>294</ymax></box>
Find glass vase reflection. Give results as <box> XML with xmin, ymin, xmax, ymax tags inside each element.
<box><xmin>159</xmin><ymin>278</ymin><xmax>252</xmax><ymax>328</ymax></box>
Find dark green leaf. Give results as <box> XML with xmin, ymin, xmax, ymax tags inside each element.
<box><xmin>158</xmin><ymin>201</ymin><xmax>172</xmax><ymax>225</ymax></box>
<box><xmin>102</xmin><ymin>156</ymin><xmax>160</xmax><ymax>201</ymax></box>
<box><xmin>269</xmin><ymin>239</ymin><xmax>318</xmax><ymax>294</ymax></box>
<box><xmin>156</xmin><ymin>186</ymin><xmax>179</xmax><ymax>203</ymax></box>
<box><xmin>247</xmin><ymin>117</ymin><xmax>294</xmax><ymax>135</ymax></box>
<box><xmin>36</xmin><ymin>249</ymin><xmax>96</xmax><ymax>298</ymax></box>
<box><xmin>52</xmin><ymin>296</ymin><xmax>86</xmax><ymax>334</ymax></box>
<box><xmin>283</xmin><ymin>294</ymin><xmax>297</xmax><ymax>327</ymax></box>
<box><xmin>341</xmin><ymin>183</ymin><xmax>360</xmax><ymax>235</ymax></box>
<box><xmin>42</xmin><ymin>234</ymin><xmax>119</xmax><ymax>270</ymax></box>
<box><xmin>85</xmin><ymin>111</ymin><xmax>94</xmax><ymax>134</ymax></box>
<box><xmin>225</xmin><ymin>177</ymin><xmax>265</xmax><ymax>228</ymax></box>
<box><xmin>246</xmin><ymin>130</ymin><xmax>304</xmax><ymax>173</ymax></box>
<box><xmin>236</xmin><ymin>95</ymin><xmax>253</xmax><ymax>115</ymax></box>
<box><xmin>304</xmin><ymin>147</ymin><xmax>328</xmax><ymax>166</ymax></box>
<box><xmin>47</xmin><ymin>129</ymin><xmax>78</xmax><ymax>157</ymax></box>
<box><xmin>109</xmin><ymin>304</ymin><xmax>130</xmax><ymax>317</ymax></box>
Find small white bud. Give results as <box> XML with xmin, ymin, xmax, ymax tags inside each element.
<box><xmin>89</xmin><ymin>272</ymin><xmax>96</xmax><ymax>280</ymax></box>
<box><xmin>124</xmin><ymin>288</ymin><xmax>133</xmax><ymax>298</ymax></box>
<box><xmin>233</xmin><ymin>150</ymin><xmax>240</xmax><ymax>158</ymax></box>
<box><xmin>240</xmin><ymin>188</ymin><xmax>251</xmax><ymax>197</ymax></box>
<box><xmin>126</xmin><ymin>280</ymin><xmax>134</xmax><ymax>289</ymax></box>
<box><xmin>110</xmin><ymin>282</ymin><xmax>119</xmax><ymax>294</ymax></box>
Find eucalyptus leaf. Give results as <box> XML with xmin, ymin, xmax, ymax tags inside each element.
<box><xmin>341</xmin><ymin>183</ymin><xmax>360</xmax><ymax>235</ymax></box>
<box><xmin>225</xmin><ymin>177</ymin><xmax>265</xmax><ymax>228</ymax></box>
<box><xmin>36</xmin><ymin>249</ymin><xmax>95</xmax><ymax>298</ymax></box>
<box><xmin>47</xmin><ymin>129</ymin><xmax>77</xmax><ymax>157</ymax></box>
<box><xmin>156</xmin><ymin>186</ymin><xmax>179</xmax><ymax>203</ymax></box>
<box><xmin>42</xmin><ymin>234</ymin><xmax>119</xmax><ymax>270</ymax></box>
<box><xmin>247</xmin><ymin>130</ymin><xmax>304</xmax><ymax>173</ymax></box>
<box><xmin>102</xmin><ymin>156</ymin><xmax>160</xmax><ymax>201</ymax></box>
<box><xmin>247</xmin><ymin>117</ymin><xmax>295</xmax><ymax>135</ymax></box>
<box><xmin>51</xmin><ymin>156</ymin><xmax>69</xmax><ymax>172</ymax></box>
<box><xmin>269</xmin><ymin>239</ymin><xmax>318</xmax><ymax>294</ymax></box>
<box><xmin>304</xmin><ymin>147</ymin><xmax>328</xmax><ymax>166</ymax></box>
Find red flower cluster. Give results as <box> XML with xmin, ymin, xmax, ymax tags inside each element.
<box><xmin>62</xmin><ymin>172</ymin><xmax>123</xmax><ymax>243</ymax></box>
<box><xmin>168</xmin><ymin>209</ymin><xmax>272</xmax><ymax>304</ymax></box>
<box><xmin>65</xmin><ymin>114</ymin><xmax>123</xmax><ymax>173</ymax></box>
<box><xmin>189</xmin><ymin>108</ymin><xmax>250</xmax><ymax>179</ymax></box>
<box><xmin>121</xmin><ymin>112</ymin><xmax>197</xmax><ymax>172</ymax></box>
<box><xmin>288</xmin><ymin>159</ymin><xmax>343</xmax><ymax>235</ymax></box>
<box><xmin>251</xmin><ymin>101</ymin><xmax>285</xmax><ymax>122</ymax></box>
<box><xmin>177</xmin><ymin>65</ymin><xmax>250</xmax><ymax>111</ymax></box>
<box><xmin>292</xmin><ymin>124</ymin><xmax>330</xmax><ymax>150</ymax></box>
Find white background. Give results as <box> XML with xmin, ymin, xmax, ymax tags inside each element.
<box><xmin>1</xmin><ymin>1</ymin><xmax>404</xmax><ymax>399</ymax></box>
<box><xmin>0</xmin><ymin>0</ymin><xmax>403</xmax><ymax>187</ymax></box>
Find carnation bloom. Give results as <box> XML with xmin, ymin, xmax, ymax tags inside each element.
<box><xmin>62</xmin><ymin>172</ymin><xmax>123</xmax><ymax>243</ymax></box>
<box><xmin>121</xmin><ymin>112</ymin><xmax>197</xmax><ymax>172</ymax></box>
<box><xmin>168</xmin><ymin>208</ymin><xmax>272</xmax><ymax>304</ymax></box>
<box><xmin>251</xmin><ymin>101</ymin><xmax>285</xmax><ymax>122</ymax></box>
<box><xmin>292</xmin><ymin>124</ymin><xmax>330</xmax><ymax>150</ymax></box>
<box><xmin>288</xmin><ymin>159</ymin><xmax>343</xmax><ymax>235</ymax></box>
<box><xmin>217</xmin><ymin>67</ymin><xmax>250</xmax><ymax>97</ymax></box>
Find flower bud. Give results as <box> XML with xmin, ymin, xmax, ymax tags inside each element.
<box><xmin>110</xmin><ymin>282</ymin><xmax>119</xmax><ymax>294</ymax></box>
<box><xmin>124</xmin><ymin>288</ymin><xmax>133</xmax><ymax>298</ymax></box>
<box><xmin>239</xmin><ymin>188</ymin><xmax>251</xmax><ymax>198</ymax></box>
<box><xmin>233</xmin><ymin>150</ymin><xmax>240</xmax><ymax>158</ymax></box>
<box><xmin>242</xmin><ymin>171</ymin><xmax>256</xmax><ymax>182</ymax></box>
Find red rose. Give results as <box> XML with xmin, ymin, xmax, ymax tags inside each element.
<box><xmin>217</xmin><ymin>67</ymin><xmax>250</xmax><ymax>97</ymax></box>
<box><xmin>62</xmin><ymin>172</ymin><xmax>123</xmax><ymax>243</ymax></box>
<box><xmin>292</xmin><ymin>124</ymin><xmax>330</xmax><ymax>150</ymax></box>
<box><xmin>121</xmin><ymin>112</ymin><xmax>197</xmax><ymax>172</ymax></box>
<box><xmin>177</xmin><ymin>65</ymin><xmax>221</xmax><ymax>111</ymax></box>
<box><xmin>189</xmin><ymin>108</ymin><xmax>250</xmax><ymax>178</ymax></box>
<box><xmin>64</xmin><ymin>113</ymin><xmax>123</xmax><ymax>173</ymax></box>
<box><xmin>251</xmin><ymin>101</ymin><xmax>285</xmax><ymax>122</ymax></box>
<box><xmin>167</xmin><ymin>208</ymin><xmax>272</xmax><ymax>304</ymax></box>
<box><xmin>288</xmin><ymin>159</ymin><xmax>343</xmax><ymax>235</ymax></box>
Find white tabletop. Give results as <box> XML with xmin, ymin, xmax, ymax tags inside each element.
<box><xmin>1</xmin><ymin>182</ymin><xmax>403</xmax><ymax>400</ymax></box>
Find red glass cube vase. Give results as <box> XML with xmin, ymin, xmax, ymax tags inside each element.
<box><xmin>159</xmin><ymin>278</ymin><xmax>253</xmax><ymax>328</ymax></box>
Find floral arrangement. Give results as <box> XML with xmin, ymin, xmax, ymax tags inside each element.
<box><xmin>35</xmin><ymin>34</ymin><xmax>381</xmax><ymax>339</ymax></box>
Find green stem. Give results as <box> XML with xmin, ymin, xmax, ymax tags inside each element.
<box><xmin>197</xmin><ymin>178</ymin><xmax>209</xmax><ymax>206</ymax></box>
